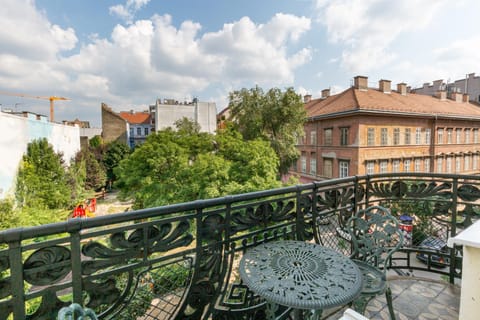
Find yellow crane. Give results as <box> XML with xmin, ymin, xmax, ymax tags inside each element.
<box><xmin>0</xmin><ymin>90</ymin><xmax>69</xmax><ymax>122</ymax></box>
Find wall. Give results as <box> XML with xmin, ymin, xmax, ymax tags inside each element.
<box><xmin>101</xmin><ymin>103</ymin><xmax>128</xmax><ymax>144</ymax></box>
<box><xmin>154</xmin><ymin>100</ymin><xmax>217</xmax><ymax>134</ymax></box>
<box><xmin>0</xmin><ymin>112</ymin><xmax>80</xmax><ymax>199</ymax></box>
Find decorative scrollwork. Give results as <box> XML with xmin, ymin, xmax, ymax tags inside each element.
<box><xmin>369</xmin><ymin>180</ymin><xmax>452</xmax><ymax>199</ymax></box>
<box><xmin>23</xmin><ymin>246</ymin><xmax>71</xmax><ymax>286</ymax></box>
<box><xmin>230</xmin><ymin>201</ymin><xmax>295</xmax><ymax>234</ymax></box>
<box><xmin>457</xmin><ymin>184</ymin><xmax>480</xmax><ymax>201</ymax></box>
<box><xmin>82</xmin><ymin>220</ymin><xmax>193</xmax><ymax>275</ymax></box>
<box><xmin>25</xmin><ymin>291</ymin><xmax>67</xmax><ymax>320</ymax></box>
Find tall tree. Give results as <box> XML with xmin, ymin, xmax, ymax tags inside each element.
<box><xmin>103</xmin><ymin>141</ymin><xmax>130</xmax><ymax>189</ymax></box>
<box><xmin>115</xmin><ymin>128</ymin><xmax>280</xmax><ymax>209</ymax></box>
<box><xmin>15</xmin><ymin>138</ymin><xmax>71</xmax><ymax>209</ymax></box>
<box><xmin>75</xmin><ymin>148</ymin><xmax>107</xmax><ymax>191</ymax></box>
<box><xmin>228</xmin><ymin>86</ymin><xmax>306</xmax><ymax>174</ymax></box>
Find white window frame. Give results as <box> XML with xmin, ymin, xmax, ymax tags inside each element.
<box><xmin>465</xmin><ymin>129</ymin><xmax>471</xmax><ymax>144</ymax></box>
<box><xmin>414</xmin><ymin>159</ymin><xmax>421</xmax><ymax>172</ymax></box>
<box><xmin>424</xmin><ymin>158</ymin><xmax>430</xmax><ymax>172</ymax></box>
<box><xmin>425</xmin><ymin>128</ymin><xmax>431</xmax><ymax>145</ymax></box>
<box><xmin>456</xmin><ymin>157</ymin><xmax>461</xmax><ymax>172</ymax></box>
<box><xmin>380</xmin><ymin>160</ymin><xmax>388</xmax><ymax>173</ymax></box>
<box><xmin>416</xmin><ymin>128</ymin><xmax>422</xmax><ymax>145</ymax></box>
<box><xmin>437</xmin><ymin>158</ymin><xmax>443</xmax><ymax>173</ymax></box>
<box><xmin>339</xmin><ymin>161</ymin><xmax>349</xmax><ymax>178</ymax></box>
<box><xmin>456</xmin><ymin>129</ymin><xmax>462</xmax><ymax>144</ymax></box>
<box><xmin>438</xmin><ymin>128</ymin><xmax>444</xmax><ymax>144</ymax></box>
<box><xmin>310</xmin><ymin>154</ymin><xmax>317</xmax><ymax>175</ymax></box>
<box><xmin>393</xmin><ymin>160</ymin><xmax>400</xmax><ymax>173</ymax></box>
<box><xmin>446</xmin><ymin>157</ymin><xmax>452</xmax><ymax>173</ymax></box>
<box><xmin>404</xmin><ymin>159</ymin><xmax>411</xmax><ymax>172</ymax></box>
<box><xmin>366</xmin><ymin>161</ymin><xmax>375</xmax><ymax>175</ymax></box>
<box><xmin>301</xmin><ymin>154</ymin><xmax>306</xmax><ymax>173</ymax></box>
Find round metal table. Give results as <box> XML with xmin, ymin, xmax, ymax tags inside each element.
<box><xmin>239</xmin><ymin>240</ymin><xmax>363</xmax><ymax>319</ymax></box>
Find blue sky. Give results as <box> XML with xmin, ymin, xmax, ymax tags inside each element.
<box><xmin>1</xmin><ymin>0</ymin><xmax>480</xmax><ymax>127</ymax></box>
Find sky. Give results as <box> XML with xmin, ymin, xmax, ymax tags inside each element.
<box><xmin>1</xmin><ymin>0</ymin><xmax>480</xmax><ymax>127</ymax></box>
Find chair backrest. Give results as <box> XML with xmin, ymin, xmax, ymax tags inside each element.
<box><xmin>346</xmin><ymin>206</ymin><xmax>403</xmax><ymax>270</ymax></box>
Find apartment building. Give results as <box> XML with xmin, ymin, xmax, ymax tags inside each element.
<box><xmin>294</xmin><ymin>76</ymin><xmax>480</xmax><ymax>183</ymax></box>
<box><xmin>413</xmin><ymin>73</ymin><xmax>480</xmax><ymax>104</ymax></box>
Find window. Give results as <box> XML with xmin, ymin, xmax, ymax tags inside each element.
<box><xmin>137</xmin><ymin>127</ymin><xmax>141</xmax><ymax>136</ymax></box>
<box><xmin>416</xmin><ymin>128</ymin><xmax>422</xmax><ymax>145</ymax></box>
<box><xmin>425</xmin><ymin>128</ymin><xmax>431</xmax><ymax>144</ymax></box>
<box><xmin>130</xmin><ymin>128</ymin><xmax>134</xmax><ymax>136</ymax></box>
<box><xmin>405</xmin><ymin>128</ymin><xmax>411</xmax><ymax>145</ymax></box>
<box><xmin>381</xmin><ymin>128</ymin><xmax>388</xmax><ymax>145</ymax></box>
<box><xmin>367</xmin><ymin>128</ymin><xmax>375</xmax><ymax>146</ymax></box>
<box><xmin>339</xmin><ymin>161</ymin><xmax>349</xmax><ymax>178</ymax></box>
<box><xmin>393</xmin><ymin>128</ymin><xmax>400</xmax><ymax>145</ymax></box>
<box><xmin>437</xmin><ymin>158</ymin><xmax>443</xmax><ymax>173</ymax></box>
<box><xmin>324</xmin><ymin>128</ymin><xmax>332</xmax><ymax>145</ymax></box>
<box><xmin>323</xmin><ymin>158</ymin><xmax>333</xmax><ymax>178</ymax></box>
<box><xmin>301</xmin><ymin>153</ymin><xmax>306</xmax><ymax>173</ymax></box>
<box><xmin>414</xmin><ymin>159</ymin><xmax>421</xmax><ymax>172</ymax></box>
<box><xmin>456</xmin><ymin>157</ymin><xmax>461</xmax><ymax>172</ymax></box>
<box><xmin>310</xmin><ymin>153</ymin><xmax>317</xmax><ymax>175</ymax></box>
<box><xmin>144</xmin><ymin>127</ymin><xmax>149</xmax><ymax>136</ymax></box>
<box><xmin>380</xmin><ymin>161</ymin><xmax>388</xmax><ymax>173</ymax></box>
<box><xmin>446</xmin><ymin>157</ymin><xmax>452</xmax><ymax>173</ymax></box>
<box><xmin>404</xmin><ymin>159</ymin><xmax>411</xmax><ymax>172</ymax></box>
<box><xmin>366</xmin><ymin>161</ymin><xmax>375</xmax><ymax>175</ymax></box>
<box><xmin>340</xmin><ymin>127</ymin><xmax>349</xmax><ymax>146</ymax></box>
<box><xmin>437</xmin><ymin>128</ymin><xmax>444</xmax><ymax>144</ymax></box>
<box><xmin>393</xmin><ymin>160</ymin><xmax>400</xmax><ymax>173</ymax></box>
<box><xmin>456</xmin><ymin>129</ymin><xmax>462</xmax><ymax>144</ymax></box>
<box><xmin>310</xmin><ymin>131</ymin><xmax>317</xmax><ymax>145</ymax></box>
<box><xmin>465</xmin><ymin>155</ymin><xmax>470</xmax><ymax>171</ymax></box>
<box><xmin>474</xmin><ymin>155</ymin><xmax>479</xmax><ymax>170</ymax></box>
<box><xmin>424</xmin><ymin>158</ymin><xmax>430</xmax><ymax>172</ymax></box>
<box><xmin>474</xmin><ymin>129</ymin><xmax>479</xmax><ymax>143</ymax></box>
<box><xmin>465</xmin><ymin>129</ymin><xmax>471</xmax><ymax>143</ymax></box>
<box><xmin>447</xmin><ymin>128</ymin><xmax>453</xmax><ymax>144</ymax></box>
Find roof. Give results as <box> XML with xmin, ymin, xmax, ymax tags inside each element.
<box><xmin>306</xmin><ymin>87</ymin><xmax>480</xmax><ymax>120</ymax></box>
<box><xmin>119</xmin><ymin>111</ymin><xmax>151</xmax><ymax>124</ymax></box>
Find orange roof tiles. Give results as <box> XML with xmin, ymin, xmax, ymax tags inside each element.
<box><xmin>306</xmin><ymin>87</ymin><xmax>480</xmax><ymax>119</ymax></box>
<box><xmin>119</xmin><ymin>111</ymin><xmax>151</xmax><ymax>124</ymax></box>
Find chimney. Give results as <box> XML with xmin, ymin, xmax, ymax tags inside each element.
<box><xmin>379</xmin><ymin>79</ymin><xmax>391</xmax><ymax>93</ymax></box>
<box><xmin>304</xmin><ymin>94</ymin><xmax>312</xmax><ymax>103</ymax></box>
<box><xmin>436</xmin><ymin>90</ymin><xmax>447</xmax><ymax>101</ymax></box>
<box><xmin>397</xmin><ymin>83</ymin><xmax>407</xmax><ymax>95</ymax></box>
<box><xmin>321</xmin><ymin>89</ymin><xmax>330</xmax><ymax>99</ymax></box>
<box><xmin>354</xmin><ymin>76</ymin><xmax>368</xmax><ymax>90</ymax></box>
<box><xmin>451</xmin><ymin>92</ymin><xmax>462</xmax><ymax>103</ymax></box>
<box><xmin>463</xmin><ymin>94</ymin><xmax>470</xmax><ymax>103</ymax></box>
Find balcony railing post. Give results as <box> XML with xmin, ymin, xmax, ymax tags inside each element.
<box><xmin>450</xmin><ymin>177</ymin><xmax>459</xmax><ymax>284</ymax></box>
<box><xmin>8</xmin><ymin>239</ymin><xmax>25</xmax><ymax>319</ymax></box>
<box><xmin>68</xmin><ymin>223</ymin><xmax>83</xmax><ymax>304</ymax></box>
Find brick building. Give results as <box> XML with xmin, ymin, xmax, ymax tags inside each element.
<box><xmin>293</xmin><ymin>76</ymin><xmax>480</xmax><ymax>183</ymax></box>
<box><xmin>101</xmin><ymin>103</ymin><xmax>128</xmax><ymax>145</ymax></box>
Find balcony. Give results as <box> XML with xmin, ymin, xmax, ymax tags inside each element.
<box><xmin>0</xmin><ymin>173</ymin><xmax>474</xmax><ymax>319</ymax></box>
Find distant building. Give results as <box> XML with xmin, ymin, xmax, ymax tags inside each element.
<box><xmin>118</xmin><ymin>110</ymin><xmax>153</xmax><ymax>148</ymax></box>
<box><xmin>0</xmin><ymin>110</ymin><xmax>80</xmax><ymax>198</ymax></box>
<box><xmin>151</xmin><ymin>98</ymin><xmax>217</xmax><ymax>134</ymax></box>
<box><xmin>413</xmin><ymin>73</ymin><xmax>480</xmax><ymax>104</ymax></box>
<box><xmin>63</xmin><ymin>118</ymin><xmax>102</xmax><ymax>149</ymax></box>
<box><xmin>101</xmin><ymin>103</ymin><xmax>129</xmax><ymax>145</ymax></box>
<box><xmin>292</xmin><ymin>75</ymin><xmax>480</xmax><ymax>183</ymax></box>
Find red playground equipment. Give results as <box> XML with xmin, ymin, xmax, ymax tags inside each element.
<box><xmin>72</xmin><ymin>198</ymin><xmax>96</xmax><ymax>218</ymax></box>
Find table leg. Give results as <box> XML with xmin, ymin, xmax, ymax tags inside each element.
<box><xmin>265</xmin><ymin>302</ymin><xmax>279</xmax><ymax>320</ymax></box>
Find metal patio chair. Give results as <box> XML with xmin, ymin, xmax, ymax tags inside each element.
<box><xmin>346</xmin><ymin>206</ymin><xmax>403</xmax><ymax>320</ymax></box>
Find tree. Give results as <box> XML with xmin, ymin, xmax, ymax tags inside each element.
<box><xmin>75</xmin><ymin>148</ymin><xmax>107</xmax><ymax>191</ymax></box>
<box><xmin>228</xmin><ymin>86</ymin><xmax>306</xmax><ymax>174</ymax></box>
<box><xmin>115</xmin><ymin>128</ymin><xmax>280</xmax><ymax>209</ymax></box>
<box><xmin>103</xmin><ymin>141</ymin><xmax>130</xmax><ymax>189</ymax></box>
<box><xmin>15</xmin><ymin>138</ymin><xmax>71</xmax><ymax>209</ymax></box>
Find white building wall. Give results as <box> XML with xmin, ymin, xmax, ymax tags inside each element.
<box><xmin>0</xmin><ymin>112</ymin><xmax>80</xmax><ymax>199</ymax></box>
<box><xmin>154</xmin><ymin>100</ymin><xmax>217</xmax><ymax>134</ymax></box>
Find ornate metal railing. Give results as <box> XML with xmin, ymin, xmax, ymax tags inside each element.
<box><xmin>0</xmin><ymin>173</ymin><xmax>477</xmax><ymax>319</ymax></box>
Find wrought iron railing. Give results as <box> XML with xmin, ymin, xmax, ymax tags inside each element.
<box><xmin>0</xmin><ymin>173</ymin><xmax>476</xmax><ymax>319</ymax></box>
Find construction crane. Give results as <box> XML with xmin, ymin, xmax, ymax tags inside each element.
<box><xmin>0</xmin><ymin>90</ymin><xmax>69</xmax><ymax>122</ymax></box>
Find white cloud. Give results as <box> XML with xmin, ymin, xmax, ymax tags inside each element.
<box><xmin>315</xmin><ymin>0</ymin><xmax>447</xmax><ymax>73</ymax></box>
<box><xmin>109</xmin><ymin>0</ymin><xmax>151</xmax><ymax>24</ymax></box>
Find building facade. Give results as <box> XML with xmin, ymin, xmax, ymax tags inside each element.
<box><xmin>101</xmin><ymin>103</ymin><xmax>129</xmax><ymax>145</ymax></box>
<box><xmin>0</xmin><ymin>111</ymin><xmax>80</xmax><ymax>198</ymax></box>
<box><xmin>293</xmin><ymin>76</ymin><xmax>480</xmax><ymax>183</ymax></box>
<box><xmin>152</xmin><ymin>98</ymin><xmax>217</xmax><ymax>134</ymax></box>
<box><xmin>119</xmin><ymin>110</ymin><xmax>153</xmax><ymax>148</ymax></box>
<box><xmin>413</xmin><ymin>73</ymin><xmax>480</xmax><ymax>104</ymax></box>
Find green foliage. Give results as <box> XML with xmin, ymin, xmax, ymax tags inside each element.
<box><xmin>174</xmin><ymin>116</ymin><xmax>201</xmax><ymax>134</ymax></box>
<box><xmin>115</xmin><ymin>128</ymin><xmax>281</xmax><ymax>209</ymax></box>
<box><xmin>0</xmin><ymin>198</ymin><xmax>18</xmax><ymax>229</ymax></box>
<box><xmin>89</xmin><ymin>135</ymin><xmax>103</xmax><ymax>148</ymax></box>
<box><xmin>75</xmin><ymin>149</ymin><xmax>107</xmax><ymax>191</ymax></box>
<box><xmin>15</xmin><ymin>138</ymin><xmax>71</xmax><ymax>209</ymax></box>
<box><xmin>102</xmin><ymin>141</ymin><xmax>130</xmax><ymax>187</ymax></box>
<box><xmin>229</xmin><ymin>86</ymin><xmax>307</xmax><ymax>174</ymax></box>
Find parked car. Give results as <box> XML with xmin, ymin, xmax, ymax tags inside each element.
<box><xmin>416</xmin><ymin>236</ymin><xmax>450</xmax><ymax>268</ymax></box>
